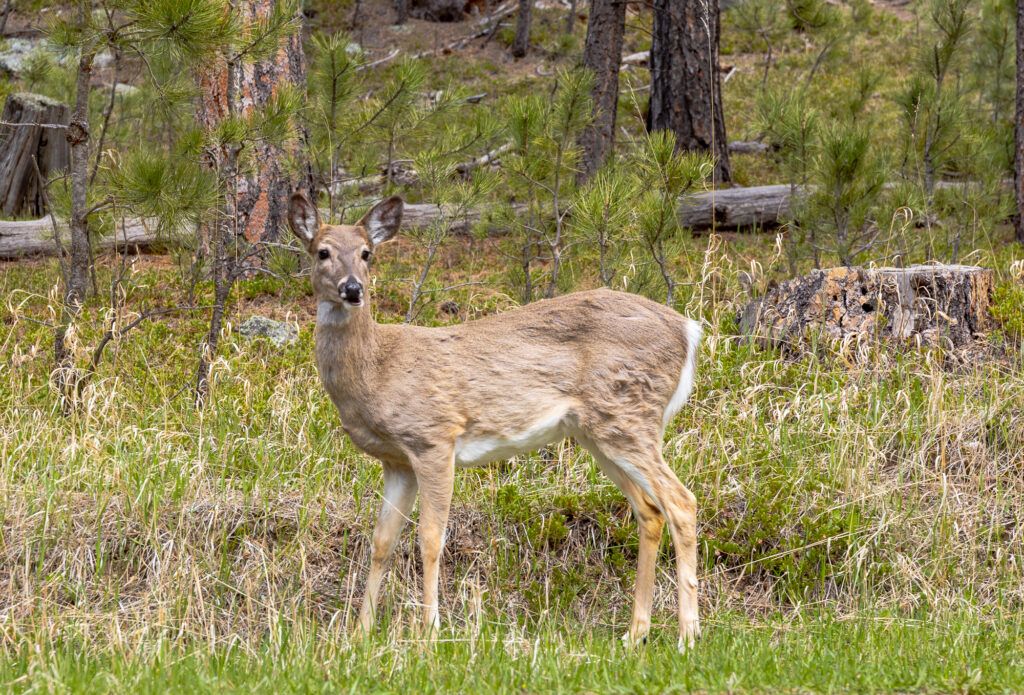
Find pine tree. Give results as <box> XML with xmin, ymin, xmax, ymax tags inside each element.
<box><xmin>46</xmin><ymin>0</ymin><xmax>239</xmax><ymax>408</ymax></box>
<box><xmin>195</xmin><ymin>0</ymin><xmax>307</xmax><ymax>247</ymax></box>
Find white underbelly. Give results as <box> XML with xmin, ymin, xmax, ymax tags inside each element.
<box><xmin>453</xmin><ymin>411</ymin><xmax>569</xmax><ymax>467</ymax></box>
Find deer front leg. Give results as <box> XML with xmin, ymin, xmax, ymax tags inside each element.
<box><xmin>413</xmin><ymin>451</ymin><xmax>455</xmax><ymax>637</ymax></box>
<box><xmin>357</xmin><ymin>463</ymin><xmax>418</xmax><ymax>635</ymax></box>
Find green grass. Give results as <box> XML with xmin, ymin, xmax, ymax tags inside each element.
<box><xmin>2</xmin><ymin>235</ymin><xmax>1023</xmax><ymax>691</ymax></box>
<box><xmin>1</xmin><ymin>0</ymin><xmax>1022</xmax><ymax>690</ymax></box>
<box><xmin>2</xmin><ymin>613</ymin><xmax>1022</xmax><ymax>693</ymax></box>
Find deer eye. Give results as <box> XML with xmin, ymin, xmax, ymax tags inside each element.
<box><xmin>318</xmin><ymin>248</ymin><xmax>329</xmax><ymax>260</ymax></box>
<box><xmin>361</xmin><ymin>249</ymin><xmax>372</xmax><ymax>261</ymax></box>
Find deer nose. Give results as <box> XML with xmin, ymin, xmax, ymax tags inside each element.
<box><xmin>341</xmin><ymin>279</ymin><xmax>363</xmax><ymax>303</ymax></box>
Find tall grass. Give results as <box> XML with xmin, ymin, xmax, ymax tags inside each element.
<box><xmin>1</xmin><ymin>229</ymin><xmax>1022</xmax><ymax>692</ymax></box>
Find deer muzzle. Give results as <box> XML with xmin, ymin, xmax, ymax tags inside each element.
<box><xmin>340</xmin><ymin>278</ymin><xmax>364</xmax><ymax>306</ymax></box>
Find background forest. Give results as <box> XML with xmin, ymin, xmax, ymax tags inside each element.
<box><xmin>0</xmin><ymin>0</ymin><xmax>1023</xmax><ymax>691</ymax></box>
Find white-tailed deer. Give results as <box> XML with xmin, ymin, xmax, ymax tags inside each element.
<box><xmin>288</xmin><ymin>193</ymin><xmax>703</xmax><ymax>650</ymax></box>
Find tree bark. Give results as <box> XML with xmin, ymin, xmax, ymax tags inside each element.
<box><xmin>395</xmin><ymin>0</ymin><xmax>409</xmax><ymax>23</ymax></box>
<box><xmin>578</xmin><ymin>0</ymin><xmax>626</xmax><ymax>183</ymax></box>
<box><xmin>194</xmin><ymin>1</ymin><xmax>305</xmax><ymax>406</ymax></box>
<box><xmin>512</xmin><ymin>0</ymin><xmax>532</xmax><ymax>58</ymax></box>
<box><xmin>65</xmin><ymin>55</ymin><xmax>93</xmax><ymax>309</ymax></box>
<box><xmin>740</xmin><ymin>265</ymin><xmax>995</xmax><ymax>349</ymax></box>
<box><xmin>648</xmin><ymin>0</ymin><xmax>731</xmax><ymax>183</ymax></box>
<box><xmin>0</xmin><ymin>0</ymin><xmax>12</xmax><ymax>37</ymax></box>
<box><xmin>53</xmin><ymin>52</ymin><xmax>94</xmax><ymax>407</ymax></box>
<box><xmin>410</xmin><ymin>0</ymin><xmax>466</xmax><ymax>21</ymax></box>
<box><xmin>1015</xmin><ymin>0</ymin><xmax>1024</xmax><ymax>244</ymax></box>
<box><xmin>196</xmin><ymin>1</ymin><xmax>306</xmax><ymax>248</ymax></box>
<box><xmin>0</xmin><ymin>93</ymin><xmax>70</xmax><ymax>217</ymax></box>
<box><xmin>565</xmin><ymin>0</ymin><xmax>578</xmax><ymax>34</ymax></box>
<box><xmin>0</xmin><ymin>217</ymin><xmax>161</xmax><ymax>257</ymax></box>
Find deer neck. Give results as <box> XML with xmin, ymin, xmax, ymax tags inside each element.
<box><xmin>314</xmin><ymin>300</ymin><xmax>381</xmax><ymax>398</ymax></box>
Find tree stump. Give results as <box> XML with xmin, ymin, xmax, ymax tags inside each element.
<box><xmin>739</xmin><ymin>265</ymin><xmax>995</xmax><ymax>349</ymax></box>
<box><xmin>0</xmin><ymin>93</ymin><xmax>70</xmax><ymax>218</ymax></box>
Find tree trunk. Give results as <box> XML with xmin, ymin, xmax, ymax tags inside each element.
<box><xmin>395</xmin><ymin>0</ymin><xmax>409</xmax><ymax>23</ymax></box>
<box><xmin>194</xmin><ymin>1</ymin><xmax>305</xmax><ymax>406</ymax></box>
<box><xmin>65</xmin><ymin>55</ymin><xmax>93</xmax><ymax>307</ymax></box>
<box><xmin>512</xmin><ymin>0</ymin><xmax>532</xmax><ymax>58</ymax></box>
<box><xmin>648</xmin><ymin>0</ymin><xmax>731</xmax><ymax>183</ymax></box>
<box><xmin>0</xmin><ymin>0</ymin><xmax>12</xmax><ymax>37</ymax></box>
<box><xmin>196</xmin><ymin>0</ymin><xmax>306</xmax><ymax>248</ymax></box>
<box><xmin>0</xmin><ymin>93</ymin><xmax>70</xmax><ymax>217</ymax></box>
<box><xmin>578</xmin><ymin>0</ymin><xmax>626</xmax><ymax>183</ymax></box>
<box><xmin>739</xmin><ymin>265</ymin><xmax>995</xmax><ymax>349</ymax></box>
<box><xmin>411</xmin><ymin>0</ymin><xmax>466</xmax><ymax>21</ymax></box>
<box><xmin>1015</xmin><ymin>0</ymin><xmax>1024</xmax><ymax>244</ymax></box>
<box><xmin>54</xmin><ymin>52</ymin><xmax>94</xmax><ymax>407</ymax></box>
<box><xmin>565</xmin><ymin>0</ymin><xmax>578</xmax><ymax>34</ymax></box>
<box><xmin>194</xmin><ymin>224</ymin><xmax>233</xmax><ymax>407</ymax></box>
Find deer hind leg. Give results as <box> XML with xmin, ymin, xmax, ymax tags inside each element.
<box><xmin>411</xmin><ymin>448</ymin><xmax>455</xmax><ymax>637</ymax></box>
<box><xmin>596</xmin><ymin>439</ymin><xmax>700</xmax><ymax>652</ymax></box>
<box><xmin>585</xmin><ymin>442</ymin><xmax>664</xmax><ymax>647</ymax></box>
<box><xmin>358</xmin><ymin>463</ymin><xmax>418</xmax><ymax>634</ymax></box>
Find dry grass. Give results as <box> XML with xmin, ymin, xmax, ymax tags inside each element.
<box><xmin>1</xmin><ymin>235</ymin><xmax>1022</xmax><ymax>661</ymax></box>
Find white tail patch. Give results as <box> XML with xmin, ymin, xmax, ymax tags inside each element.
<box><xmin>662</xmin><ymin>318</ymin><xmax>702</xmax><ymax>430</ymax></box>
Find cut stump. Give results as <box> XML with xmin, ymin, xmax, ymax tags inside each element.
<box><xmin>0</xmin><ymin>93</ymin><xmax>70</xmax><ymax>218</ymax></box>
<box><xmin>739</xmin><ymin>265</ymin><xmax>995</xmax><ymax>349</ymax></box>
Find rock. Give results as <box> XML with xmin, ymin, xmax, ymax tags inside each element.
<box><xmin>739</xmin><ymin>265</ymin><xmax>995</xmax><ymax>349</ymax></box>
<box><xmin>0</xmin><ymin>38</ymin><xmax>42</xmax><ymax>78</ymax></box>
<box><xmin>114</xmin><ymin>83</ymin><xmax>140</xmax><ymax>97</ymax></box>
<box><xmin>237</xmin><ymin>316</ymin><xmax>297</xmax><ymax>347</ymax></box>
<box><xmin>93</xmin><ymin>51</ymin><xmax>115</xmax><ymax>69</ymax></box>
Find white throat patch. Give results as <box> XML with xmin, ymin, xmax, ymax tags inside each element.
<box><xmin>317</xmin><ymin>301</ymin><xmax>355</xmax><ymax>328</ymax></box>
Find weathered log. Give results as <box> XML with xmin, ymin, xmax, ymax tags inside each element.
<box><xmin>622</xmin><ymin>51</ymin><xmax>649</xmax><ymax>66</ymax></box>
<box><xmin>677</xmin><ymin>180</ymin><xmax>1008</xmax><ymax>230</ymax></box>
<box><xmin>679</xmin><ymin>184</ymin><xmax>791</xmax><ymax>229</ymax></box>
<box><xmin>0</xmin><ymin>205</ymin><xmax>494</xmax><ymax>258</ymax></box>
<box><xmin>739</xmin><ymin>265</ymin><xmax>995</xmax><ymax>349</ymax></box>
<box><xmin>1</xmin><ymin>185</ymin><xmax>798</xmax><ymax>258</ymax></box>
<box><xmin>0</xmin><ymin>93</ymin><xmax>70</xmax><ymax>217</ymax></box>
<box><xmin>728</xmin><ymin>140</ymin><xmax>770</xmax><ymax>155</ymax></box>
<box><xmin>0</xmin><ymin>217</ymin><xmax>160</xmax><ymax>259</ymax></box>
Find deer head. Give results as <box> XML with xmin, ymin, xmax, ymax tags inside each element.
<box><xmin>287</xmin><ymin>192</ymin><xmax>403</xmax><ymax>310</ymax></box>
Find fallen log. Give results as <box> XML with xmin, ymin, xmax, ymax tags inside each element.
<box><xmin>679</xmin><ymin>184</ymin><xmax>790</xmax><ymax>229</ymax></box>
<box><xmin>739</xmin><ymin>264</ymin><xmax>995</xmax><ymax>349</ymax></box>
<box><xmin>0</xmin><ymin>217</ymin><xmax>161</xmax><ymax>258</ymax></box>
<box><xmin>1</xmin><ymin>185</ymin><xmax>797</xmax><ymax>258</ymax></box>
<box><xmin>728</xmin><ymin>140</ymin><xmax>770</xmax><ymax>155</ymax></box>
<box><xmin>0</xmin><ymin>206</ymin><xmax>499</xmax><ymax>258</ymax></box>
<box><xmin>622</xmin><ymin>51</ymin><xmax>649</xmax><ymax>66</ymax></box>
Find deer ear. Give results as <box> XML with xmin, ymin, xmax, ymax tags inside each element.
<box><xmin>287</xmin><ymin>192</ymin><xmax>320</xmax><ymax>249</ymax></box>
<box><xmin>359</xmin><ymin>196</ymin><xmax>403</xmax><ymax>247</ymax></box>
